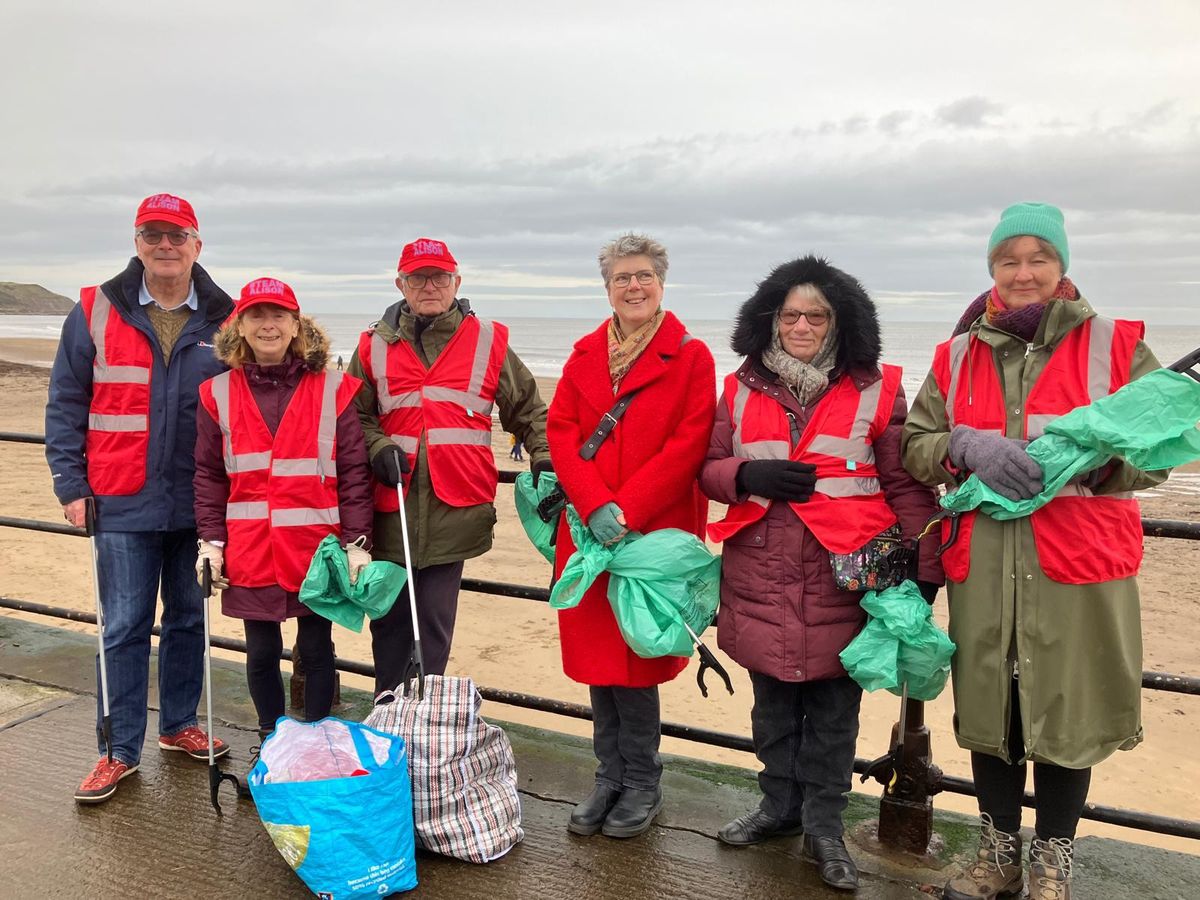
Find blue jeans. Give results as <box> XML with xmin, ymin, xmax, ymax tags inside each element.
<box><xmin>93</xmin><ymin>530</ymin><xmax>205</xmax><ymax>765</ymax></box>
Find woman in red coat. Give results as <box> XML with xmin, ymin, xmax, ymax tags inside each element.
<box><xmin>548</xmin><ymin>233</ymin><xmax>716</xmax><ymax>839</ymax></box>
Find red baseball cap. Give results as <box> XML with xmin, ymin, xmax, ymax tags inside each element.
<box><xmin>134</xmin><ymin>193</ymin><xmax>198</xmax><ymax>230</ymax></box>
<box><xmin>397</xmin><ymin>238</ymin><xmax>458</xmax><ymax>274</ymax></box>
<box><xmin>235</xmin><ymin>277</ymin><xmax>300</xmax><ymax>315</ymax></box>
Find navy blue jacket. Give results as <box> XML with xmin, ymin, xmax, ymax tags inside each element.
<box><xmin>45</xmin><ymin>258</ymin><xmax>234</xmax><ymax>532</ymax></box>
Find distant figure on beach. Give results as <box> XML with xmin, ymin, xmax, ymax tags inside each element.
<box><xmin>547</xmin><ymin>233</ymin><xmax>715</xmax><ymax>839</ymax></box>
<box><xmin>336</xmin><ymin>354</ymin><xmax>344</xmax><ymax>371</ymax></box>
<box><xmin>509</xmin><ymin>434</ymin><xmax>524</xmax><ymax>461</ymax></box>
<box><xmin>903</xmin><ymin>203</ymin><xmax>1167</xmax><ymax>900</ymax></box>
<box><xmin>44</xmin><ymin>193</ymin><xmax>234</xmax><ymax>804</ymax></box>
<box><xmin>700</xmin><ymin>256</ymin><xmax>942</xmax><ymax>892</ymax></box>
<box><xmin>347</xmin><ymin>237</ymin><xmax>550</xmax><ymax>692</ymax></box>
<box><xmin>193</xmin><ymin>278</ymin><xmax>373</xmax><ymax>745</ymax></box>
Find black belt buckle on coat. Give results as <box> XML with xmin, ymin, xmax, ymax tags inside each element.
<box><xmin>881</xmin><ymin>543</ymin><xmax>917</xmax><ymax>584</ymax></box>
<box><xmin>536</xmin><ymin>485</ymin><xmax>568</xmax><ymax>523</ymax></box>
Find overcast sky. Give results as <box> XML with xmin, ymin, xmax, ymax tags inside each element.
<box><xmin>2</xmin><ymin>1</ymin><xmax>1197</xmax><ymax>322</ymax></box>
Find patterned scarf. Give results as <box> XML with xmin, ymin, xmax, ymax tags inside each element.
<box><xmin>952</xmin><ymin>276</ymin><xmax>1080</xmax><ymax>340</ymax></box>
<box><xmin>760</xmin><ymin>320</ymin><xmax>839</xmax><ymax>406</ymax></box>
<box><xmin>607</xmin><ymin>309</ymin><xmax>664</xmax><ymax>392</ymax></box>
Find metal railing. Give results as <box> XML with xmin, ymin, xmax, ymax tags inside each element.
<box><xmin>2</xmin><ymin>430</ymin><xmax>1198</xmax><ymax>842</ymax></box>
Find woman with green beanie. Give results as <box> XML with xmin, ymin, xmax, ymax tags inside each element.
<box><xmin>901</xmin><ymin>202</ymin><xmax>1167</xmax><ymax>900</ymax></box>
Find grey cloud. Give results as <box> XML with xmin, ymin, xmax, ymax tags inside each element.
<box><xmin>935</xmin><ymin>96</ymin><xmax>1005</xmax><ymax>129</ymax></box>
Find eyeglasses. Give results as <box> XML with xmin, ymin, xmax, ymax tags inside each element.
<box><xmin>610</xmin><ymin>271</ymin><xmax>657</xmax><ymax>288</ymax></box>
<box><xmin>137</xmin><ymin>228</ymin><xmax>194</xmax><ymax>246</ymax></box>
<box><xmin>402</xmin><ymin>272</ymin><xmax>455</xmax><ymax>289</ymax></box>
<box><xmin>777</xmin><ymin>308</ymin><xmax>831</xmax><ymax>326</ymax></box>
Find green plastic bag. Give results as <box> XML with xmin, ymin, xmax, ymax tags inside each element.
<box><xmin>549</xmin><ymin>508</ymin><xmax>722</xmax><ymax>658</ymax></box>
<box><xmin>513</xmin><ymin>470</ymin><xmax>564</xmax><ymax>563</ymax></box>
<box><xmin>943</xmin><ymin>368</ymin><xmax>1200</xmax><ymax>520</ymax></box>
<box><xmin>839</xmin><ymin>580</ymin><xmax>956</xmax><ymax>701</ymax></box>
<box><xmin>298</xmin><ymin>535</ymin><xmax>407</xmax><ymax>632</ymax></box>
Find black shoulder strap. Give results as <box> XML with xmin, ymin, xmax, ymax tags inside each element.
<box><xmin>578</xmin><ymin>331</ymin><xmax>693</xmax><ymax>460</ymax></box>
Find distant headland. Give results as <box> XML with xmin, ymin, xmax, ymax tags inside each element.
<box><xmin>0</xmin><ymin>283</ymin><xmax>74</xmax><ymax>315</ymax></box>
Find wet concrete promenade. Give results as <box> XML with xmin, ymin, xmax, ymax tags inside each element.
<box><xmin>1</xmin><ymin>616</ymin><xmax>1196</xmax><ymax>899</ymax></box>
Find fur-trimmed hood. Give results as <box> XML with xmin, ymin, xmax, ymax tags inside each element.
<box><xmin>214</xmin><ymin>313</ymin><xmax>331</xmax><ymax>371</ymax></box>
<box><xmin>730</xmin><ymin>255</ymin><xmax>881</xmax><ymax>372</ymax></box>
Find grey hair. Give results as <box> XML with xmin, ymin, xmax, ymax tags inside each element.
<box><xmin>598</xmin><ymin>233</ymin><xmax>669</xmax><ymax>286</ymax></box>
<box><xmin>987</xmin><ymin>236</ymin><xmax>1061</xmax><ymax>276</ymax></box>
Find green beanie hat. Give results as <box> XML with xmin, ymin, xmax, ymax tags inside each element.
<box><xmin>988</xmin><ymin>202</ymin><xmax>1069</xmax><ymax>273</ymax></box>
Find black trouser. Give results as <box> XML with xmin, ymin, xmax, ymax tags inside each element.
<box><xmin>590</xmin><ymin>686</ymin><xmax>662</xmax><ymax>792</ymax></box>
<box><xmin>749</xmin><ymin>672</ymin><xmax>862</xmax><ymax>838</ymax></box>
<box><xmin>370</xmin><ymin>560</ymin><xmax>465</xmax><ymax>695</ymax></box>
<box><xmin>971</xmin><ymin>676</ymin><xmax>1092</xmax><ymax>840</ymax></box>
<box><xmin>243</xmin><ymin>615</ymin><xmax>334</xmax><ymax>732</ymax></box>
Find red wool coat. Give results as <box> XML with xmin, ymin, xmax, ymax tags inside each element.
<box><xmin>548</xmin><ymin>312</ymin><xmax>716</xmax><ymax>687</ymax></box>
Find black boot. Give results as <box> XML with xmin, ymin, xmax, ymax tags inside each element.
<box><xmin>601</xmin><ymin>786</ymin><xmax>663</xmax><ymax>838</ymax></box>
<box><xmin>717</xmin><ymin>808</ymin><xmax>804</xmax><ymax>846</ymax></box>
<box><xmin>567</xmin><ymin>784</ymin><xmax>621</xmax><ymax>836</ymax></box>
<box><xmin>802</xmin><ymin>834</ymin><xmax>859</xmax><ymax>891</ymax></box>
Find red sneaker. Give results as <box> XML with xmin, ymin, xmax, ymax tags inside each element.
<box><xmin>158</xmin><ymin>726</ymin><xmax>230</xmax><ymax>761</ymax></box>
<box><xmin>75</xmin><ymin>757</ymin><xmax>138</xmax><ymax>804</ymax></box>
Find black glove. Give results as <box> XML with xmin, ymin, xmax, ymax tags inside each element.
<box><xmin>532</xmin><ymin>458</ymin><xmax>554</xmax><ymax>488</ymax></box>
<box><xmin>735</xmin><ymin>459</ymin><xmax>817</xmax><ymax>503</ymax></box>
<box><xmin>371</xmin><ymin>445</ymin><xmax>410</xmax><ymax>487</ymax></box>
<box><xmin>915</xmin><ymin>580</ymin><xmax>940</xmax><ymax>604</ymax></box>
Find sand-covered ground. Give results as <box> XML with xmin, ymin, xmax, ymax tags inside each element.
<box><xmin>1</xmin><ymin>337</ymin><xmax>1197</xmax><ymax>854</ymax></box>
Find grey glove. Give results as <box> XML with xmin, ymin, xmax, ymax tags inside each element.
<box><xmin>948</xmin><ymin>426</ymin><xmax>1044</xmax><ymax>501</ymax></box>
<box><xmin>587</xmin><ymin>502</ymin><xmax>626</xmax><ymax>546</ymax></box>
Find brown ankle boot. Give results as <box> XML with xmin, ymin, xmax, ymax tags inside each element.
<box><xmin>943</xmin><ymin>814</ymin><xmax>1024</xmax><ymax>900</ymax></box>
<box><xmin>1028</xmin><ymin>836</ymin><xmax>1073</xmax><ymax>900</ymax></box>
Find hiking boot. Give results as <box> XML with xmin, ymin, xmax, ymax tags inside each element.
<box><xmin>1029</xmin><ymin>836</ymin><xmax>1074</xmax><ymax>900</ymax></box>
<box><xmin>567</xmin><ymin>783</ymin><xmax>621</xmax><ymax>836</ymax></box>
<box><xmin>801</xmin><ymin>834</ymin><xmax>859</xmax><ymax>892</ymax></box>
<box><xmin>943</xmin><ymin>814</ymin><xmax>1024</xmax><ymax>900</ymax></box>
<box><xmin>600</xmin><ymin>786</ymin><xmax>663</xmax><ymax>838</ymax></box>
<box><xmin>74</xmin><ymin>757</ymin><xmax>138</xmax><ymax>804</ymax></box>
<box><xmin>158</xmin><ymin>726</ymin><xmax>230</xmax><ymax>761</ymax></box>
<box><xmin>717</xmin><ymin>808</ymin><xmax>804</xmax><ymax>846</ymax></box>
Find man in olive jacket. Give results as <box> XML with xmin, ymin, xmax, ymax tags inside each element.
<box><xmin>348</xmin><ymin>238</ymin><xmax>550</xmax><ymax>693</ymax></box>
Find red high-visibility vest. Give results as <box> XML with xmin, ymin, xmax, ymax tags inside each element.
<box><xmin>708</xmin><ymin>366</ymin><xmax>902</xmax><ymax>553</ymax></box>
<box><xmin>199</xmin><ymin>368</ymin><xmax>361</xmax><ymax>591</ymax></box>
<box><xmin>81</xmin><ymin>286</ymin><xmax>153</xmax><ymax>495</ymax></box>
<box><xmin>932</xmin><ymin>314</ymin><xmax>1144</xmax><ymax>584</ymax></box>
<box><xmin>357</xmin><ymin>315</ymin><xmax>507</xmax><ymax>511</ymax></box>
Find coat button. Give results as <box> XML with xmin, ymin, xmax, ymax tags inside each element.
<box><xmin>794</xmin><ymin>669</ymin><xmax>802</xmax><ymax>677</ymax></box>
<box><xmin>753</xmin><ymin>536</ymin><xmax>763</xmax><ymax>544</ymax></box>
<box><xmin>1025</xmin><ymin>574</ymin><xmax>1033</xmax><ymax>580</ymax></box>
<box><xmin>1013</xmin><ymin>407</ymin><xmax>1021</xmax><ymax>414</ymax></box>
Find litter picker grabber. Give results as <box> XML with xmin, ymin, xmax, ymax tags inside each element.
<box><xmin>201</xmin><ymin>559</ymin><xmax>246</xmax><ymax>812</ymax></box>
<box><xmin>1167</xmin><ymin>346</ymin><xmax>1200</xmax><ymax>382</ymax></box>
<box><xmin>84</xmin><ymin>498</ymin><xmax>112</xmax><ymax>763</ymax></box>
<box><xmin>396</xmin><ymin>483</ymin><xmax>425</xmax><ymax>701</ymax></box>
<box><xmin>680</xmin><ymin>621</ymin><xmax>734</xmax><ymax>698</ymax></box>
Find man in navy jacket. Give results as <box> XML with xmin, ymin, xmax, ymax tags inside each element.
<box><xmin>45</xmin><ymin>193</ymin><xmax>235</xmax><ymax>802</ymax></box>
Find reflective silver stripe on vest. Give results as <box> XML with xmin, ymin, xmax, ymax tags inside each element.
<box><xmin>469</xmin><ymin>319</ymin><xmax>495</xmax><ymax>398</ymax></box>
<box><xmin>390</xmin><ymin>434</ymin><xmax>419</xmax><ymax>453</ymax></box>
<box><xmin>88</xmin><ymin>288</ymin><xmax>151</xmax><ymax>385</ymax></box>
<box><xmin>272</xmin><ymin>458</ymin><xmax>337</xmax><ymax>477</ymax></box>
<box><xmin>731</xmin><ymin>382</ymin><xmax>752</xmax><ymax>457</ymax></box>
<box><xmin>211</xmin><ymin>372</ymin><xmax>271</xmax><ymax>473</ymax></box>
<box><xmin>815</xmin><ymin>476</ymin><xmax>881</xmax><ymax>497</ymax></box>
<box><xmin>1026</xmin><ymin>413</ymin><xmax>1055</xmax><ymax>440</ymax></box>
<box><xmin>271</xmin><ymin>507</ymin><xmax>341</xmax><ymax>527</ymax></box>
<box><xmin>1087</xmin><ymin>316</ymin><xmax>1116</xmax><ymax>402</ymax></box>
<box><xmin>316</xmin><ymin>371</ymin><xmax>341</xmax><ymax>480</ymax></box>
<box><xmin>807</xmin><ymin>435</ymin><xmax>875</xmax><ymax>464</ymax></box>
<box><xmin>426</xmin><ymin>428</ymin><xmax>492</xmax><ymax>447</ymax></box>
<box><xmin>226</xmin><ymin>501</ymin><xmax>268</xmax><ymax>520</ymax></box>
<box><xmin>943</xmin><ymin>332</ymin><xmax>972</xmax><ymax>428</ymax></box>
<box><xmin>740</xmin><ymin>439</ymin><xmax>790</xmax><ymax>458</ymax></box>
<box><xmin>88</xmin><ymin>413</ymin><xmax>147</xmax><ymax>431</ymax></box>
<box><xmin>371</xmin><ymin>332</ymin><xmax>421</xmax><ymax>413</ymax></box>
<box><xmin>422</xmin><ymin>385</ymin><xmax>495</xmax><ymax>416</ymax></box>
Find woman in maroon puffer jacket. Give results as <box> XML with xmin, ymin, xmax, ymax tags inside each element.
<box><xmin>193</xmin><ymin>279</ymin><xmax>373</xmax><ymax>744</ymax></box>
<box><xmin>699</xmin><ymin>256</ymin><xmax>942</xmax><ymax>892</ymax></box>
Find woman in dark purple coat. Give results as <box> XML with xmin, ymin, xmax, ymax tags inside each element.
<box><xmin>699</xmin><ymin>256</ymin><xmax>942</xmax><ymax>891</ymax></box>
<box><xmin>193</xmin><ymin>279</ymin><xmax>373</xmax><ymax>740</ymax></box>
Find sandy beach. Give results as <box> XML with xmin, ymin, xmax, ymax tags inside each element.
<box><xmin>1</xmin><ymin>337</ymin><xmax>1197</xmax><ymax>854</ymax></box>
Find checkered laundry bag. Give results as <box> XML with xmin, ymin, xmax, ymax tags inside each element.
<box><xmin>364</xmin><ymin>675</ymin><xmax>523</xmax><ymax>863</ymax></box>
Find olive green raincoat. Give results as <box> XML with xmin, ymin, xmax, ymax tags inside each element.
<box><xmin>348</xmin><ymin>299</ymin><xmax>549</xmax><ymax>569</ymax></box>
<box><xmin>901</xmin><ymin>298</ymin><xmax>1166</xmax><ymax>767</ymax></box>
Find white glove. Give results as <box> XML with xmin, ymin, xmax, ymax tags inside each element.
<box><xmin>346</xmin><ymin>537</ymin><xmax>371</xmax><ymax>586</ymax></box>
<box><xmin>196</xmin><ymin>540</ymin><xmax>229</xmax><ymax>594</ymax></box>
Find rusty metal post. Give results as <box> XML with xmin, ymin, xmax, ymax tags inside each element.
<box><xmin>289</xmin><ymin>641</ymin><xmax>342</xmax><ymax>711</ymax></box>
<box><xmin>870</xmin><ymin>698</ymin><xmax>943</xmax><ymax>854</ymax></box>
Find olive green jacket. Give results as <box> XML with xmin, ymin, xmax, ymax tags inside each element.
<box><xmin>348</xmin><ymin>299</ymin><xmax>549</xmax><ymax>568</ymax></box>
<box><xmin>901</xmin><ymin>297</ymin><xmax>1165</xmax><ymax>767</ymax></box>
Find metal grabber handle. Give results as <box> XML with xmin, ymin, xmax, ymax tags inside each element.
<box><xmin>84</xmin><ymin>498</ymin><xmax>113</xmax><ymax>763</ymax></box>
<box><xmin>396</xmin><ymin>482</ymin><xmax>425</xmax><ymax>700</ymax></box>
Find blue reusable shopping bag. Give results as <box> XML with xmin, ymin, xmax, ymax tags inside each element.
<box><xmin>249</xmin><ymin>718</ymin><xmax>418</xmax><ymax>897</ymax></box>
